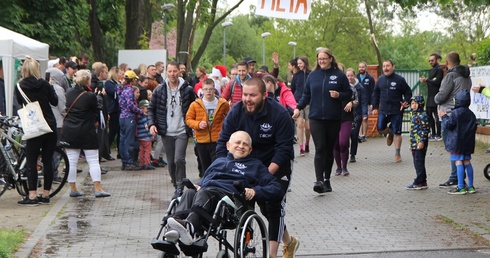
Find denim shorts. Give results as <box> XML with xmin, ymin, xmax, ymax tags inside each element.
<box><xmin>377</xmin><ymin>113</ymin><xmax>403</xmax><ymax>134</ymax></box>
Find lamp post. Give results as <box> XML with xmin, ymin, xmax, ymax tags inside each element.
<box><xmin>161</xmin><ymin>4</ymin><xmax>175</xmax><ymax>51</ymax></box>
<box><xmin>261</xmin><ymin>32</ymin><xmax>271</xmax><ymax>65</ymax></box>
<box><xmin>222</xmin><ymin>21</ymin><xmax>233</xmax><ymax>66</ymax></box>
<box><xmin>288</xmin><ymin>41</ymin><xmax>297</xmax><ymax>59</ymax></box>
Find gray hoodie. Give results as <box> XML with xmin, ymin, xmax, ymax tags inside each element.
<box><xmin>434</xmin><ymin>65</ymin><xmax>471</xmax><ymax>113</ymax></box>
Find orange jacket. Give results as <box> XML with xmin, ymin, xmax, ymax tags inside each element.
<box><xmin>186</xmin><ymin>97</ymin><xmax>230</xmax><ymax>143</ymax></box>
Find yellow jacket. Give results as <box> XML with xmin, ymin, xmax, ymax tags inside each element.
<box><xmin>186</xmin><ymin>97</ymin><xmax>230</xmax><ymax>143</ymax></box>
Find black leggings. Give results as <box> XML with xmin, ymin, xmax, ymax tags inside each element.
<box><xmin>309</xmin><ymin>119</ymin><xmax>341</xmax><ymax>181</ymax></box>
<box><xmin>426</xmin><ymin>106</ymin><xmax>440</xmax><ymax>137</ymax></box>
<box><xmin>25</xmin><ymin>131</ymin><xmax>57</xmax><ymax>191</ymax></box>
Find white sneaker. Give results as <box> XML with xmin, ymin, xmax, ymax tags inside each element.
<box><xmin>167</xmin><ymin>218</ymin><xmax>194</xmax><ymax>245</ymax></box>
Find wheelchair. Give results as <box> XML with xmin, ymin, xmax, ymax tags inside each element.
<box><xmin>151</xmin><ymin>179</ymin><xmax>269</xmax><ymax>258</ymax></box>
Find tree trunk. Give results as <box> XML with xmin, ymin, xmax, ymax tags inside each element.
<box><xmin>125</xmin><ymin>0</ymin><xmax>151</xmax><ymax>49</ymax></box>
<box><xmin>364</xmin><ymin>0</ymin><xmax>382</xmax><ymax>75</ymax></box>
<box><xmin>88</xmin><ymin>0</ymin><xmax>105</xmax><ymax>62</ymax></box>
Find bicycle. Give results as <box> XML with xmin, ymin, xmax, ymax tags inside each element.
<box><xmin>0</xmin><ymin>116</ymin><xmax>69</xmax><ymax>198</ymax></box>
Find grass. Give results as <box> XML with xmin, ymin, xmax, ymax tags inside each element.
<box><xmin>436</xmin><ymin>214</ymin><xmax>490</xmax><ymax>246</ymax></box>
<box><xmin>0</xmin><ymin>228</ymin><xmax>26</xmax><ymax>258</ymax></box>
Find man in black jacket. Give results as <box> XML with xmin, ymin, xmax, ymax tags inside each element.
<box><xmin>148</xmin><ymin>61</ymin><xmax>196</xmax><ymax>199</ymax></box>
<box><xmin>420</xmin><ymin>53</ymin><xmax>443</xmax><ymax>141</ymax></box>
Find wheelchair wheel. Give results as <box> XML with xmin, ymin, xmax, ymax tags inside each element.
<box><xmin>484</xmin><ymin>163</ymin><xmax>490</xmax><ymax>180</ymax></box>
<box><xmin>233</xmin><ymin>210</ymin><xmax>268</xmax><ymax>258</ymax></box>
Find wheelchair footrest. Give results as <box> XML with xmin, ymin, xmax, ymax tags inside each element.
<box><xmin>150</xmin><ymin>238</ymin><xmax>180</xmax><ymax>255</ymax></box>
<box><xmin>180</xmin><ymin>238</ymin><xmax>208</xmax><ymax>256</ymax></box>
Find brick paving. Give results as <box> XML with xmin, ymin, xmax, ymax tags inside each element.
<box><xmin>15</xmin><ymin>136</ymin><xmax>490</xmax><ymax>257</ymax></box>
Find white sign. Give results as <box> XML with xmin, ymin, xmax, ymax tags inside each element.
<box><xmin>118</xmin><ymin>49</ymin><xmax>167</xmax><ymax>71</ymax></box>
<box><xmin>470</xmin><ymin>65</ymin><xmax>490</xmax><ymax>119</ymax></box>
<box><xmin>256</xmin><ymin>0</ymin><xmax>311</xmax><ymax>20</ymax></box>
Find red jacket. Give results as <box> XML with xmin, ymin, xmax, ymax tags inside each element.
<box><xmin>267</xmin><ymin>82</ymin><xmax>297</xmax><ymax>112</ymax></box>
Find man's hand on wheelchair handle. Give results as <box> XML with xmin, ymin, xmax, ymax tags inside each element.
<box><xmin>244</xmin><ymin>188</ymin><xmax>256</xmax><ymax>200</ymax></box>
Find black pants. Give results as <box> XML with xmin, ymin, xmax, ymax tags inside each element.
<box><xmin>350</xmin><ymin>114</ymin><xmax>362</xmax><ymax>156</ymax></box>
<box><xmin>412</xmin><ymin>148</ymin><xmax>428</xmax><ymax>185</ymax></box>
<box><xmin>195</xmin><ymin>142</ymin><xmax>217</xmax><ymax>176</ymax></box>
<box><xmin>25</xmin><ymin>131</ymin><xmax>57</xmax><ymax>191</ymax></box>
<box><xmin>309</xmin><ymin>119</ymin><xmax>341</xmax><ymax>181</ymax></box>
<box><xmin>107</xmin><ymin>112</ymin><xmax>120</xmax><ymax>155</ymax></box>
<box><xmin>426</xmin><ymin>106</ymin><xmax>440</xmax><ymax>137</ymax></box>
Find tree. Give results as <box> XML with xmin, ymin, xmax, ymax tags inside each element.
<box><xmin>175</xmin><ymin>0</ymin><xmax>244</xmax><ymax>70</ymax></box>
<box><xmin>125</xmin><ymin>0</ymin><xmax>152</xmax><ymax>49</ymax></box>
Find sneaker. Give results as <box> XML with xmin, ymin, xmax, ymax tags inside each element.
<box><xmin>305</xmin><ymin>145</ymin><xmax>310</xmax><ymax>153</ymax></box>
<box><xmin>429</xmin><ymin>135</ymin><xmax>436</xmax><ymax>142</ymax></box>
<box><xmin>406</xmin><ymin>184</ymin><xmax>427</xmax><ymax>190</ymax></box>
<box><xmin>334</xmin><ymin>168</ymin><xmax>342</xmax><ymax>176</ymax></box>
<box><xmin>349</xmin><ymin>155</ymin><xmax>356</xmax><ymax>163</ymax></box>
<box><xmin>142</xmin><ymin>165</ymin><xmax>155</xmax><ymax>170</ymax></box>
<box><xmin>387</xmin><ymin>133</ymin><xmax>394</xmax><ymax>146</ymax></box>
<box><xmin>18</xmin><ymin>197</ymin><xmax>39</xmax><ymax>206</ymax></box>
<box><xmin>361</xmin><ymin>136</ymin><xmax>367</xmax><ymax>142</ymax></box>
<box><xmin>158</xmin><ymin>158</ymin><xmax>168</xmax><ymax>166</ymax></box>
<box><xmin>448</xmin><ymin>187</ymin><xmax>467</xmax><ymax>195</ymax></box>
<box><xmin>358</xmin><ymin>137</ymin><xmax>363</xmax><ymax>143</ymax></box>
<box><xmin>282</xmin><ymin>236</ymin><xmax>300</xmax><ymax>258</ymax></box>
<box><xmin>313</xmin><ymin>181</ymin><xmax>325</xmax><ymax>194</ymax></box>
<box><xmin>37</xmin><ymin>195</ymin><xmax>50</xmax><ymax>204</ymax></box>
<box><xmin>435</xmin><ymin>136</ymin><xmax>442</xmax><ymax>141</ymax></box>
<box><xmin>164</xmin><ymin>229</ymin><xmax>179</xmax><ymax>243</ymax></box>
<box><xmin>124</xmin><ymin>164</ymin><xmax>142</xmax><ymax>171</ymax></box>
<box><xmin>420</xmin><ymin>182</ymin><xmax>428</xmax><ymax>189</ymax></box>
<box><xmin>167</xmin><ymin>218</ymin><xmax>194</xmax><ymax>245</ymax></box>
<box><xmin>467</xmin><ymin>186</ymin><xmax>476</xmax><ymax>194</ymax></box>
<box><xmin>394</xmin><ymin>155</ymin><xmax>402</xmax><ymax>163</ymax></box>
<box><xmin>324</xmin><ymin>179</ymin><xmax>332</xmax><ymax>192</ymax></box>
<box><xmin>342</xmin><ymin>169</ymin><xmax>350</xmax><ymax>176</ymax></box>
<box><xmin>299</xmin><ymin>149</ymin><xmax>305</xmax><ymax>157</ymax></box>
<box><xmin>439</xmin><ymin>180</ymin><xmax>457</xmax><ymax>188</ymax></box>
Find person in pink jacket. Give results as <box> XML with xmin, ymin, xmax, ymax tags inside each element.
<box><xmin>263</xmin><ymin>75</ymin><xmax>297</xmax><ymax>115</ymax></box>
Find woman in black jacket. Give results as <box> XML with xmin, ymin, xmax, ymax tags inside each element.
<box><xmin>15</xmin><ymin>56</ymin><xmax>58</xmax><ymax>206</ymax></box>
<box><xmin>62</xmin><ymin>69</ymin><xmax>110</xmax><ymax>198</ymax></box>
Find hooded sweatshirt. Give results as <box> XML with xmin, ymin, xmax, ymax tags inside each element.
<box><xmin>441</xmin><ymin>89</ymin><xmax>477</xmax><ymax>155</ymax></box>
<box><xmin>409</xmin><ymin>95</ymin><xmax>430</xmax><ymax>150</ymax></box>
<box><xmin>434</xmin><ymin>65</ymin><xmax>471</xmax><ymax>113</ymax></box>
<box><xmin>16</xmin><ymin>76</ymin><xmax>58</xmax><ymax>131</ymax></box>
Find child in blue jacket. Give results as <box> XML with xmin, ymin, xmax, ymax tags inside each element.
<box><xmin>438</xmin><ymin>89</ymin><xmax>477</xmax><ymax>194</ymax></box>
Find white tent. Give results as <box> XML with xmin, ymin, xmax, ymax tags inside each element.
<box><xmin>0</xmin><ymin>26</ymin><xmax>49</xmax><ymax>116</ymax></box>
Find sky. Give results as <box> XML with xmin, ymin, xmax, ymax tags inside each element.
<box><xmin>221</xmin><ymin>0</ymin><xmax>448</xmax><ymax>34</ymax></box>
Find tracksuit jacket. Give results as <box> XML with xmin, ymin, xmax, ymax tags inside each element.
<box><xmin>199</xmin><ymin>153</ymin><xmax>284</xmax><ymax>202</ymax></box>
<box><xmin>372</xmin><ymin>72</ymin><xmax>412</xmax><ymax>115</ymax></box>
<box><xmin>216</xmin><ymin>98</ymin><xmax>295</xmax><ymax>178</ymax></box>
<box><xmin>296</xmin><ymin>67</ymin><xmax>352</xmax><ymax>120</ymax></box>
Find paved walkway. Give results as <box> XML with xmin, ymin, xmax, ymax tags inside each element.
<box><xmin>13</xmin><ymin>136</ymin><xmax>490</xmax><ymax>257</ymax></box>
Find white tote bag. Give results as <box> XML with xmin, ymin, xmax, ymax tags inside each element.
<box><xmin>17</xmin><ymin>84</ymin><xmax>53</xmax><ymax>140</ymax></box>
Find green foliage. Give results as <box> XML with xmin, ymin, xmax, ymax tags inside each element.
<box><xmin>0</xmin><ymin>228</ymin><xmax>26</xmax><ymax>258</ymax></box>
<box><xmin>476</xmin><ymin>38</ymin><xmax>490</xmax><ymax>65</ymax></box>
<box><xmin>138</xmin><ymin>30</ymin><xmax>150</xmax><ymax>50</ymax></box>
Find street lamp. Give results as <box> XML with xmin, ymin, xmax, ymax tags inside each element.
<box><xmin>261</xmin><ymin>32</ymin><xmax>271</xmax><ymax>65</ymax></box>
<box><xmin>161</xmin><ymin>4</ymin><xmax>175</xmax><ymax>51</ymax></box>
<box><xmin>288</xmin><ymin>41</ymin><xmax>297</xmax><ymax>59</ymax></box>
<box><xmin>222</xmin><ymin>21</ymin><xmax>233</xmax><ymax>66</ymax></box>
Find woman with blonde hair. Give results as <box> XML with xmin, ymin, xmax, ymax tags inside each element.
<box><xmin>62</xmin><ymin>69</ymin><xmax>111</xmax><ymax>197</ymax></box>
<box><xmin>15</xmin><ymin>56</ymin><xmax>58</xmax><ymax>206</ymax></box>
<box><xmin>105</xmin><ymin>66</ymin><xmax>121</xmax><ymax>158</ymax></box>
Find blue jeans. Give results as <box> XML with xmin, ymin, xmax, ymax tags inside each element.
<box><xmin>119</xmin><ymin>117</ymin><xmax>136</xmax><ymax>164</ymax></box>
<box><xmin>441</xmin><ymin>118</ymin><xmax>457</xmax><ymax>181</ymax></box>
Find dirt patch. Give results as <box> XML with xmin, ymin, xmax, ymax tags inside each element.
<box><xmin>435</xmin><ymin>214</ymin><xmax>490</xmax><ymax>247</ymax></box>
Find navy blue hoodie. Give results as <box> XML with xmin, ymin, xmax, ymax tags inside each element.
<box><xmin>296</xmin><ymin>67</ymin><xmax>352</xmax><ymax>120</ymax></box>
<box><xmin>441</xmin><ymin>89</ymin><xmax>477</xmax><ymax>155</ymax></box>
<box><xmin>372</xmin><ymin>72</ymin><xmax>412</xmax><ymax>115</ymax></box>
<box><xmin>199</xmin><ymin>153</ymin><xmax>284</xmax><ymax>202</ymax></box>
<box><xmin>216</xmin><ymin>98</ymin><xmax>294</xmax><ymax>178</ymax></box>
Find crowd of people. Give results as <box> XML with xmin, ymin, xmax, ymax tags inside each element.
<box><xmin>11</xmin><ymin>48</ymin><xmax>482</xmax><ymax>258</ymax></box>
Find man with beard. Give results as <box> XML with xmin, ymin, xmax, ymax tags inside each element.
<box><xmin>148</xmin><ymin>61</ymin><xmax>196</xmax><ymax>199</ymax></box>
<box><xmin>356</xmin><ymin>61</ymin><xmax>375</xmax><ymax>142</ymax></box>
<box><xmin>420</xmin><ymin>53</ymin><xmax>443</xmax><ymax>141</ymax></box>
<box><xmin>216</xmin><ymin>78</ymin><xmax>299</xmax><ymax>258</ymax></box>
<box><xmin>372</xmin><ymin>60</ymin><xmax>412</xmax><ymax>163</ymax></box>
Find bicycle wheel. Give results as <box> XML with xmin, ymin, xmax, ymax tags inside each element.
<box><xmin>48</xmin><ymin>147</ymin><xmax>69</xmax><ymax>198</ymax></box>
<box><xmin>233</xmin><ymin>210</ymin><xmax>268</xmax><ymax>258</ymax></box>
<box><xmin>0</xmin><ymin>155</ymin><xmax>9</xmax><ymax>197</ymax></box>
<box><xmin>484</xmin><ymin>163</ymin><xmax>490</xmax><ymax>180</ymax></box>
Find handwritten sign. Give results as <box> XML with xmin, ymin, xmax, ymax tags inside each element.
<box><xmin>256</xmin><ymin>0</ymin><xmax>311</xmax><ymax>20</ymax></box>
<box><xmin>469</xmin><ymin>65</ymin><xmax>490</xmax><ymax>119</ymax></box>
